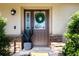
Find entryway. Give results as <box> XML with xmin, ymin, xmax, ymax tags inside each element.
<box><xmin>13</xmin><ymin>42</ymin><xmax>65</xmax><ymax>56</ymax></box>
<box><xmin>24</xmin><ymin>9</ymin><xmax>49</xmax><ymax>47</ymax></box>
<box><xmin>13</xmin><ymin>47</ymin><xmax>52</xmax><ymax>56</ymax></box>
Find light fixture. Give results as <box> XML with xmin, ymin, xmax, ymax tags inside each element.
<box><xmin>11</xmin><ymin>8</ymin><xmax>16</xmax><ymax>15</ymax></box>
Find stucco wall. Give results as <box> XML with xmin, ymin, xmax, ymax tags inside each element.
<box><xmin>0</xmin><ymin>4</ymin><xmax>79</xmax><ymax>35</ymax></box>
<box><xmin>52</xmin><ymin>4</ymin><xmax>79</xmax><ymax>35</ymax></box>
<box><xmin>0</xmin><ymin>4</ymin><xmax>21</xmax><ymax>35</ymax></box>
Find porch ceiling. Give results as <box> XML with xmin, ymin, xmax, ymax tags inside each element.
<box><xmin>0</xmin><ymin>3</ymin><xmax>79</xmax><ymax>7</ymax></box>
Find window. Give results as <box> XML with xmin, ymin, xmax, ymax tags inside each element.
<box><xmin>25</xmin><ymin>11</ymin><xmax>31</xmax><ymax>30</ymax></box>
<box><xmin>34</xmin><ymin>11</ymin><xmax>46</xmax><ymax>30</ymax></box>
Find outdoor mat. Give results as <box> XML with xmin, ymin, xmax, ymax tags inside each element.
<box><xmin>31</xmin><ymin>52</ymin><xmax>49</xmax><ymax>56</ymax></box>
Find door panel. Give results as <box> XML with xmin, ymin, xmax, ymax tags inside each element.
<box><xmin>32</xmin><ymin>11</ymin><xmax>48</xmax><ymax>46</ymax></box>
<box><xmin>24</xmin><ymin>10</ymin><xmax>49</xmax><ymax>47</ymax></box>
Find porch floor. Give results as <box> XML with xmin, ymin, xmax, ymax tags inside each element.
<box><xmin>12</xmin><ymin>42</ymin><xmax>65</xmax><ymax>56</ymax></box>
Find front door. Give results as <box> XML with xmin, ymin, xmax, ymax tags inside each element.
<box><xmin>24</xmin><ymin>10</ymin><xmax>49</xmax><ymax>47</ymax></box>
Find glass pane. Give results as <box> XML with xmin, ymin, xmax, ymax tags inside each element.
<box><xmin>25</xmin><ymin>12</ymin><xmax>31</xmax><ymax>30</ymax></box>
<box><xmin>34</xmin><ymin>11</ymin><xmax>46</xmax><ymax>30</ymax></box>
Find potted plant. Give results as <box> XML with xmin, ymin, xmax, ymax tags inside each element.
<box><xmin>23</xmin><ymin>29</ymin><xmax>33</xmax><ymax>50</ymax></box>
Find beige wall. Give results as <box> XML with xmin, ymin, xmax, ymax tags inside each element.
<box><xmin>52</xmin><ymin>4</ymin><xmax>79</xmax><ymax>35</ymax></box>
<box><xmin>0</xmin><ymin>4</ymin><xmax>21</xmax><ymax>35</ymax></box>
<box><xmin>0</xmin><ymin>3</ymin><xmax>79</xmax><ymax>35</ymax></box>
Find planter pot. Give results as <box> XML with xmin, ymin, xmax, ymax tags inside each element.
<box><xmin>24</xmin><ymin>42</ymin><xmax>32</xmax><ymax>50</ymax></box>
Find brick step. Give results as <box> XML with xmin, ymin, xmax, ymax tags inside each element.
<box><xmin>50</xmin><ymin>42</ymin><xmax>65</xmax><ymax>56</ymax></box>
<box><xmin>51</xmin><ymin>42</ymin><xmax>65</xmax><ymax>47</ymax></box>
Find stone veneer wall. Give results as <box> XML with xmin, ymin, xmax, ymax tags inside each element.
<box><xmin>50</xmin><ymin>35</ymin><xmax>65</xmax><ymax>42</ymax></box>
<box><xmin>8</xmin><ymin>35</ymin><xmax>22</xmax><ymax>54</ymax></box>
<box><xmin>8</xmin><ymin>34</ymin><xmax>65</xmax><ymax>55</ymax></box>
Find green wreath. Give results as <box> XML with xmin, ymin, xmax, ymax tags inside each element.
<box><xmin>35</xmin><ymin>13</ymin><xmax>45</xmax><ymax>23</ymax></box>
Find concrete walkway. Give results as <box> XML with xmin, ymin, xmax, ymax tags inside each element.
<box><xmin>13</xmin><ymin>47</ymin><xmax>53</xmax><ymax>56</ymax></box>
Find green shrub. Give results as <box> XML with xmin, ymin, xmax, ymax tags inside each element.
<box><xmin>0</xmin><ymin>17</ymin><xmax>10</xmax><ymax>56</ymax></box>
<box><xmin>63</xmin><ymin>11</ymin><xmax>79</xmax><ymax>56</ymax></box>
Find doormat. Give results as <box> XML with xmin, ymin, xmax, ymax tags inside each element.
<box><xmin>31</xmin><ymin>52</ymin><xmax>49</xmax><ymax>56</ymax></box>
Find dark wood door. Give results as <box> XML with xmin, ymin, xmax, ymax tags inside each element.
<box><xmin>24</xmin><ymin>10</ymin><xmax>49</xmax><ymax>47</ymax></box>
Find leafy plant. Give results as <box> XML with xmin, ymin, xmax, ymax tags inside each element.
<box><xmin>0</xmin><ymin>17</ymin><xmax>10</xmax><ymax>56</ymax></box>
<box><xmin>63</xmin><ymin>11</ymin><xmax>79</xmax><ymax>56</ymax></box>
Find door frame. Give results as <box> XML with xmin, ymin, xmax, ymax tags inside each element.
<box><xmin>23</xmin><ymin>9</ymin><xmax>50</xmax><ymax>47</ymax></box>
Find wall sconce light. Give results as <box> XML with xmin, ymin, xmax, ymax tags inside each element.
<box><xmin>11</xmin><ymin>8</ymin><xmax>16</xmax><ymax>15</ymax></box>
